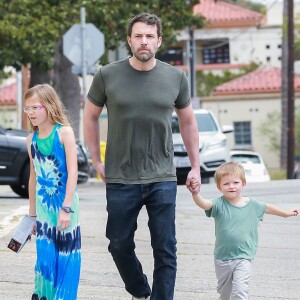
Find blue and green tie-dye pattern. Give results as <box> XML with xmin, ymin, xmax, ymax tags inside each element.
<box><xmin>31</xmin><ymin>124</ymin><xmax>81</xmax><ymax>300</ymax></box>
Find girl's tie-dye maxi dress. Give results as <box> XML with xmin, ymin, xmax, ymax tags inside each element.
<box><xmin>31</xmin><ymin>124</ymin><xmax>81</xmax><ymax>300</ymax></box>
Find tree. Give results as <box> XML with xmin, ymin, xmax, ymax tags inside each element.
<box><xmin>258</xmin><ymin>111</ymin><xmax>281</xmax><ymax>155</ymax></box>
<box><xmin>0</xmin><ymin>0</ymin><xmax>204</xmax><ymax>137</ymax></box>
<box><xmin>196</xmin><ymin>62</ymin><xmax>259</xmax><ymax>97</ymax></box>
<box><xmin>258</xmin><ymin>106</ymin><xmax>300</xmax><ymax>160</ymax></box>
<box><xmin>223</xmin><ymin>0</ymin><xmax>266</xmax><ymax>14</ymax></box>
<box><xmin>0</xmin><ymin>0</ymin><xmax>81</xmax><ymax>132</ymax></box>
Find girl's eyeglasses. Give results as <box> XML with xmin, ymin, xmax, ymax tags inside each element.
<box><xmin>23</xmin><ymin>104</ymin><xmax>45</xmax><ymax>113</ymax></box>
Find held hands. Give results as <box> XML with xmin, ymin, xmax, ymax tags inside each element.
<box><xmin>186</xmin><ymin>170</ymin><xmax>201</xmax><ymax>195</ymax></box>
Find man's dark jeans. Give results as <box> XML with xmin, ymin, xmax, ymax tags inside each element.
<box><xmin>106</xmin><ymin>182</ymin><xmax>177</xmax><ymax>300</ymax></box>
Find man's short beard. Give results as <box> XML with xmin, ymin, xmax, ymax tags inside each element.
<box><xmin>135</xmin><ymin>53</ymin><xmax>154</xmax><ymax>62</ymax></box>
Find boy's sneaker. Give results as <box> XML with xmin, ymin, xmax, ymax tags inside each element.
<box><xmin>132</xmin><ymin>297</ymin><xmax>150</xmax><ymax>300</ymax></box>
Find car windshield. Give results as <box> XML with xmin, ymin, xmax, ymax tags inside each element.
<box><xmin>172</xmin><ymin>113</ymin><xmax>218</xmax><ymax>133</ymax></box>
<box><xmin>231</xmin><ymin>154</ymin><xmax>261</xmax><ymax>164</ymax></box>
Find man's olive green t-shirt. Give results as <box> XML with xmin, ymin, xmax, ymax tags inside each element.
<box><xmin>87</xmin><ymin>58</ymin><xmax>190</xmax><ymax>184</ymax></box>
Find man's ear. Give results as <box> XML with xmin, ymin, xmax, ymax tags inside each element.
<box><xmin>127</xmin><ymin>36</ymin><xmax>131</xmax><ymax>47</ymax></box>
<box><xmin>157</xmin><ymin>36</ymin><xmax>162</xmax><ymax>48</ymax></box>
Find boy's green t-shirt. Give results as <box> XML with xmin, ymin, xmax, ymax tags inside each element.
<box><xmin>205</xmin><ymin>196</ymin><xmax>266</xmax><ymax>260</ymax></box>
<box><xmin>88</xmin><ymin>58</ymin><xmax>191</xmax><ymax>184</ymax></box>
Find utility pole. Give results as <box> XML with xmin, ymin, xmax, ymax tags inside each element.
<box><xmin>186</xmin><ymin>0</ymin><xmax>198</xmax><ymax>107</ymax></box>
<box><xmin>188</xmin><ymin>27</ymin><xmax>197</xmax><ymax>99</ymax></box>
<box><xmin>281</xmin><ymin>0</ymin><xmax>295</xmax><ymax>179</ymax></box>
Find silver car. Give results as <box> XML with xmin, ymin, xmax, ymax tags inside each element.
<box><xmin>172</xmin><ymin>109</ymin><xmax>233</xmax><ymax>184</ymax></box>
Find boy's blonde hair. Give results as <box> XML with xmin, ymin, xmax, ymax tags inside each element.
<box><xmin>24</xmin><ymin>84</ymin><xmax>71</xmax><ymax>132</ymax></box>
<box><xmin>214</xmin><ymin>161</ymin><xmax>246</xmax><ymax>186</ymax></box>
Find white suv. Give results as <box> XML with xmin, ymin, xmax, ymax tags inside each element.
<box><xmin>172</xmin><ymin>109</ymin><xmax>233</xmax><ymax>184</ymax></box>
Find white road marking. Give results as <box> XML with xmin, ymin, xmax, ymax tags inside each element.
<box><xmin>0</xmin><ymin>206</ymin><xmax>29</xmax><ymax>238</ymax></box>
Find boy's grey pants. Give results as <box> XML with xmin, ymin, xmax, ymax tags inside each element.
<box><xmin>214</xmin><ymin>258</ymin><xmax>252</xmax><ymax>300</ymax></box>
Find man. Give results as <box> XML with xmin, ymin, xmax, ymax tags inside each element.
<box><xmin>83</xmin><ymin>13</ymin><xmax>201</xmax><ymax>300</ymax></box>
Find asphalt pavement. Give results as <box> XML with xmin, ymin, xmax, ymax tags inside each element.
<box><xmin>0</xmin><ymin>179</ymin><xmax>299</xmax><ymax>300</ymax></box>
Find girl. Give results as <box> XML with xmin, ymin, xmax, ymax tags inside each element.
<box><xmin>24</xmin><ymin>84</ymin><xmax>81</xmax><ymax>300</ymax></box>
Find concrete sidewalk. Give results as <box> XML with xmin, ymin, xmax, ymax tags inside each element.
<box><xmin>0</xmin><ymin>179</ymin><xmax>299</xmax><ymax>299</ymax></box>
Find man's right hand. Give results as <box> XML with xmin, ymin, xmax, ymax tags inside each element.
<box><xmin>95</xmin><ymin>162</ymin><xmax>106</xmax><ymax>183</ymax></box>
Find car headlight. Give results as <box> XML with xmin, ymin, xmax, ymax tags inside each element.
<box><xmin>173</xmin><ymin>144</ymin><xmax>186</xmax><ymax>152</ymax></box>
<box><xmin>206</xmin><ymin>139</ymin><xmax>226</xmax><ymax>150</ymax></box>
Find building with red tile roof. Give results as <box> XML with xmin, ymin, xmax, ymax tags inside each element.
<box><xmin>200</xmin><ymin>65</ymin><xmax>300</xmax><ymax>169</ymax></box>
<box><xmin>193</xmin><ymin>0</ymin><xmax>266</xmax><ymax>28</ymax></box>
<box><xmin>0</xmin><ymin>81</ymin><xmax>17</xmax><ymax>105</ymax></box>
<box><xmin>212</xmin><ymin>65</ymin><xmax>300</xmax><ymax>96</ymax></box>
<box><xmin>173</xmin><ymin>0</ymin><xmax>279</xmax><ymax>73</ymax></box>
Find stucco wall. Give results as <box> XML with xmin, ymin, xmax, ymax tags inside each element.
<box><xmin>201</xmin><ymin>93</ymin><xmax>300</xmax><ymax>169</ymax></box>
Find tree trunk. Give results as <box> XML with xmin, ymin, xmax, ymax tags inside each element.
<box><xmin>29</xmin><ymin>63</ymin><xmax>51</xmax><ymax>87</ymax></box>
<box><xmin>52</xmin><ymin>37</ymin><xmax>81</xmax><ymax>139</ymax></box>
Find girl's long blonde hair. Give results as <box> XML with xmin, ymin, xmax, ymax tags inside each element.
<box><xmin>24</xmin><ymin>84</ymin><xmax>71</xmax><ymax>132</ymax></box>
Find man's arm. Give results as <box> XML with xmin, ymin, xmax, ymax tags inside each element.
<box><xmin>265</xmin><ymin>203</ymin><xmax>298</xmax><ymax>218</ymax></box>
<box><xmin>175</xmin><ymin>103</ymin><xmax>201</xmax><ymax>194</ymax></box>
<box><xmin>83</xmin><ymin>100</ymin><xmax>105</xmax><ymax>181</ymax></box>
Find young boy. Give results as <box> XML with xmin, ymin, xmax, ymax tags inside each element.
<box><xmin>190</xmin><ymin>161</ymin><xmax>298</xmax><ymax>300</ymax></box>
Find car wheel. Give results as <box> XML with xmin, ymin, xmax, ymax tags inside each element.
<box><xmin>10</xmin><ymin>163</ymin><xmax>30</xmax><ymax>198</ymax></box>
<box><xmin>177</xmin><ymin>175</ymin><xmax>187</xmax><ymax>185</ymax></box>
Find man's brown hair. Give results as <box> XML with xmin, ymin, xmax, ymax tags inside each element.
<box><xmin>127</xmin><ymin>13</ymin><xmax>162</xmax><ymax>37</ymax></box>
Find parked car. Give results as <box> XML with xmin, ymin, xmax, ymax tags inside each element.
<box><xmin>293</xmin><ymin>159</ymin><xmax>300</xmax><ymax>179</ymax></box>
<box><xmin>172</xmin><ymin>109</ymin><xmax>233</xmax><ymax>184</ymax></box>
<box><xmin>76</xmin><ymin>141</ymin><xmax>90</xmax><ymax>184</ymax></box>
<box><xmin>85</xmin><ymin>141</ymin><xmax>107</xmax><ymax>178</ymax></box>
<box><xmin>0</xmin><ymin>125</ymin><xmax>89</xmax><ymax>198</ymax></box>
<box><xmin>230</xmin><ymin>150</ymin><xmax>271</xmax><ymax>182</ymax></box>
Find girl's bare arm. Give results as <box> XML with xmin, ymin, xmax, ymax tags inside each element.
<box><xmin>26</xmin><ymin>134</ymin><xmax>36</xmax><ymax>217</ymax></box>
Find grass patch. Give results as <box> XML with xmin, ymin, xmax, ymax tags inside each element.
<box><xmin>268</xmin><ymin>168</ymin><xmax>286</xmax><ymax>180</ymax></box>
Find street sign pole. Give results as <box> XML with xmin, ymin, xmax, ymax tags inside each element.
<box><xmin>81</xmin><ymin>7</ymin><xmax>87</xmax><ymax>103</ymax></box>
<box><xmin>63</xmin><ymin>10</ymin><xmax>105</xmax><ymax>103</ymax></box>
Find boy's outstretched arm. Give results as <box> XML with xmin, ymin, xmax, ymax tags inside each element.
<box><xmin>265</xmin><ymin>203</ymin><xmax>298</xmax><ymax>218</ymax></box>
<box><xmin>192</xmin><ymin>194</ymin><xmax>213</xmax><ymax>210</ymax></box>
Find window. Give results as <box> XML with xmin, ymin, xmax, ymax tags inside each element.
<box><xmin>172</xmin><ymin>112</ymin><xmax>218</xmax><ymax>133</ymax></box>
<box><xmin>156</xmin><ymin>48</ymin><xmax>183</xmax><ymax>66</ymax></box>
<box><xmin>202</xmin><ymin>43</ymin><xmax>230</xmax><ymax>64</ymax></box>
<box><xmin>231</xmin><ymin>154</ymin><xmax>260</xmax><ymax>164</ymax></box>
<box><xmin>234</xmin><ymin>121</ymin><xmax>251</xmax><ymax>147</ymax></box>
